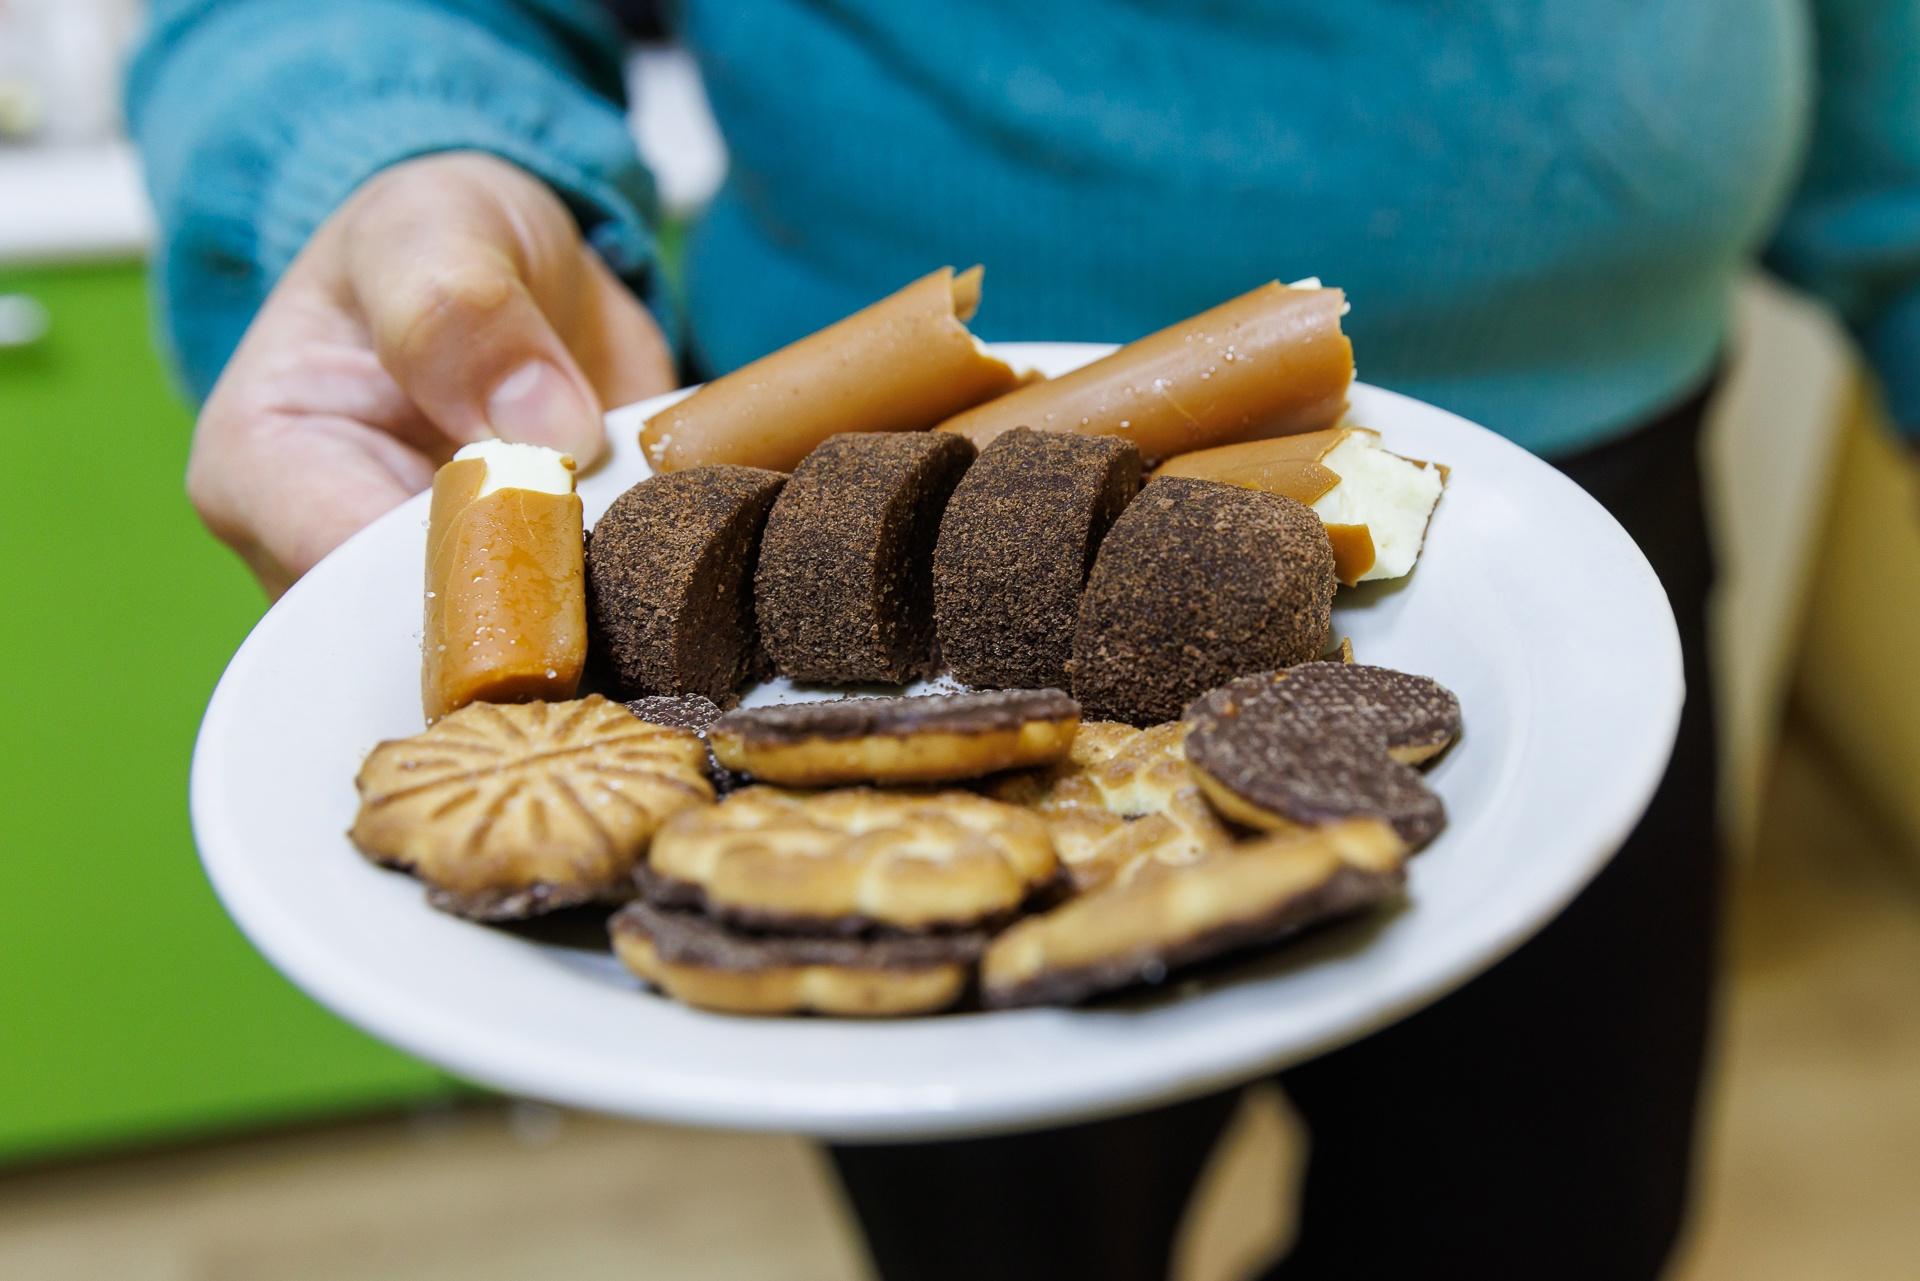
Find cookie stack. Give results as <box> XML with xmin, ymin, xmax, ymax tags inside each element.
<box><xmin>612</xmin><ymin>689</ymin><xmax>1082</xmax><ymax>1015</ymax></box>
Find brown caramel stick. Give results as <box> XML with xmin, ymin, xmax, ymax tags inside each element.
<box><xmin>1152</xmin><ymin>427</ymin><xmax>1350</xmax><ymax>499</ymax></box>
<box><xmin>422</xmin><ymin>454</ymin><xmax>586</xmax><ymax>722</ymax></box>
<box><xmin>937</xmin><ymin>282</ymin><xmax>1352</xmax><ymax>460</ymax></box>
<box><xmin>641</xmin><ymin>266</ymin><xmax>1033</xmax><ymax>474</ymax></box>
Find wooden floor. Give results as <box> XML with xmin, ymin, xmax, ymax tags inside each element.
<box><xmin>4</xmin><ymin>717</ymin><xmax>1915</xmax><ymax>1281</ymax></box>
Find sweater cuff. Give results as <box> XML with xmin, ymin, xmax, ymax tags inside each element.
<box><xmin>256</xmin><ymin>88</ymin><xmax>662</xmax><ymax>308</ymax></box>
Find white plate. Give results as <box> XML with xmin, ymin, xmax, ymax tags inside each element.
<box><xmin>190</xmin><ymin>343</ymin><xmax>1681</xmax><ymax>1140</ymax></box>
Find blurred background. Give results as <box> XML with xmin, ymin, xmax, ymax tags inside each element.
<box><xmin>2</xmin><ymin>2</ymin><xmax>1916</xmax><ymax>1277</ymax></box>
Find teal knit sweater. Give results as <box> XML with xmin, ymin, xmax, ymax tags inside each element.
<box><xmin>129</xmin><ymin>1</ymin><xmax>1920</xmax><ymax>455</ymax></box>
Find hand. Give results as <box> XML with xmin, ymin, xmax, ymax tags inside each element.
<box><xmin>187</xmin><ymin>151</ymin><xmax>675</xmax><ymax>596</ymax></box>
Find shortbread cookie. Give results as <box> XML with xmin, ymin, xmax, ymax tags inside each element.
<box><xmin>989</xmin><ymin>721</ymin><xmax>1235</xmax><ymax>891</ymax></box>
<box><xmin>1070</xmin><ymin>477</ymin><xmax>1336</xmax><ymax>726</ymax></box>
<box><xmin>933</xmin><ymin>428</ymin><xmax>1143</xmax><ymax>690</ymax></box>
<box><xmin>587</xmin><ymin>466</ymin><xmax>786</xmax><ymax>702</ymax></box>
<box><xmin>646</xmin><ymin>786</ymin><xmax>1059</xmax><ymax>933</ymax></box>
<box><xmin>1183</xmin><ymin>663</ymin><xmax>1461</xmax><ymax>848</ymax></box>
<box><xmin>755</xmin><ymin>432</ymin><xmax>977</xmax><ymax>683</ymax></box>
<box><xmin>610</xmin><ymin>900</ymin><xmax>978</xmax><ymax>1017</ymax></box>
<box><xmin>981</xmin><ymin>819</ymin><xmax>1407</xmax><ymax>1008</ymax></box>
<box><xmin>350</xmin><ymin>696</ymin><xmax>714</xmax><ymax>919</ymax></box>
<box><xmin>709</xmin><ymin>689</ymin><xmax>1079</xmax><ymax>787</ymax></box>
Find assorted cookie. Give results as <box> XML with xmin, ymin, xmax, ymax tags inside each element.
<box><xmin>587</xmin><ymin>466</ymin><xmax>787</xmax><ymax>703</ymax></box>
<box><xmin>1183</xmin><ymin>663</ymin><xmax>1461</xmax><ymax>848</ymax></box>
<box><xmin>755</xmin><ymin>431</ymin><xmax>977</xmax><ymax>683</ymax></box>
<box><xmin>933</xmin><ymin>428</ymin><xmax>1143</xmax><ymax>690</ymax></box>
<box><xmin>623</xmin><ymin>785</ymin><xmax>1059</xmax><ymax>1016</ymax></box>
<box><xmin>708</xmin><ymin>689</ymin><xmax>1080</xmax><ymax>787</ymax></box>
<box><xmin>610</xmin><ymin>900</ymin><xmax>982</xmax><ymax>1017</ymax></box>
<box><xmin>644</xmin><ymin>786</ymin><xmax>1059</xmax><ymax>934</ymax></box>
<box><xmin>1070</xmin><ymin>477</ymin><xmax>1337</xmax><ymax>726</ymax></box>
<box><xmin>350</xmin><ymin>696</ymin><xmax>714</xmax><ymax>920</ymax></box>
<box><xmin>987</xmin><ymin>720</ymin><xmax>1235</xmax><ymax>892</ymax></box>
<box><xmin>982</xmin><ymin>819</ymin><xmax>1408</xmax><ymax>1008</ymax></box>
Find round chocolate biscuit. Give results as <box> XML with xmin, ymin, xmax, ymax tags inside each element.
<box><xmin>710</xmin><ymin>689</ymin><xmax>1079</xmax><ymax>786</ymax></box>
<box><xmin>1070</xmin><ymin>477</ymin><xmax>1335</xmax><ymax>726</ymax></box>
<box><xmin>1183</xmin><ymin>663</ymin><xmax>1461</xmax><ymax>848</ymax></box>
<box><xmin>587</xmin><ymin>466</ymin><xmax>787</xmax><ymax>703</ymax></box>
<box><xmin>933</xmin><ymin>428</ymin><xmax>1144</xmax><ymax>690</ymax></box>
<box><xmin>611</xmin><ymin>901</ymin><xmax>976</xmax><ymax>1016</ymax></box>
<box><xmin>755</xmin><ymin>432</ymin><xmax>977</xmax><ymax>684</ymax></box>
<box><xmin>982</xmin><ymin>819</ymin><xmax>1407</xmax><ymax>1009</ymax></box>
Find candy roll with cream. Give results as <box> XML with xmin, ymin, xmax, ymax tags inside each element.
<box><xmin>937</xmin><ymin>281</ymin><xmax>1352</xmax><ymax>460</ymax></box>
<box><xmin>422</xmin><ymin>441</ymin><xmax>587</xmax><ymax>722</ymax></box>
<box><xmin>1153</xmin><ymin>427</ymin><xmax>1445</xmax><ymax>584</ymax></box>
<box><xmin>641</xmin><ymin>266</ymin><xmax>1034</xmax><ymax>474</ymax></box>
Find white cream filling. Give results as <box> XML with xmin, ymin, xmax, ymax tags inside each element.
<box><xmin>454</xmin><ymin>440</ymin><xmax>576</xmax><ymax>497</ymax></box>
<box><xmin>1310</xmin><ymin>430</ymin><xmax>1444</xmax><ymax>581</ymax></box>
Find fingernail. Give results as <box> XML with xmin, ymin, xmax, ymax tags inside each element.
<box><xmin>485</xmin><ymin>360</ymin><xmax>600</xmax><ymax>454</ymax></box>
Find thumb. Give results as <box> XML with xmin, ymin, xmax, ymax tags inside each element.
<box><xmin>344</xmin><ymin>210</ymin><xmax>606</xmax><ymax>464</ymax></box>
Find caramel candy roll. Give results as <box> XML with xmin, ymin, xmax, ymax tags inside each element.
<box><xmin>422</xmin><ymin>441</ymin><xmax>587</xmax><ymax>722</ymax></box>
<box><xmin>937</xmin><ymin>280</ymin><xmax>1352</xmax><ymax>461</ymax></box>
<box><xmin>640</xmin><ymin>266</ymin><xmax>1033</xmax><ymax>474</ymax></box>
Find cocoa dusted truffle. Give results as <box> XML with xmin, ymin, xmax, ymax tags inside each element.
<box><xmin>933</xmin><ymin>428</ymin><xmax>1144</xmax><ymax>690</ymax></box>
<box><xmin>587</xmin><ymin>466</ymin><xmax>787</xmax><ymax>703</ymax></box>
<box><xmin>755</xmin><ymin>431</ymin><xmax>977</xmax><ymax>684</ymax></box>
<box><xmin>1069</xmin><ymin>476</ymin><xmax>1335</xmax><ymax>725</ymax></box>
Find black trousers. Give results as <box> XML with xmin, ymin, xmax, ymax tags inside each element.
<box><xmin>828</xmin><ymin>388</ymin><xmax>1723</xmax><ymax>1281</ymax></box>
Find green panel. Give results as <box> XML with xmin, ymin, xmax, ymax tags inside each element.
<box><xmin>0</xmin><ymin>261</ymin><xmax>452</xmax><ymax>1165</ymax></box>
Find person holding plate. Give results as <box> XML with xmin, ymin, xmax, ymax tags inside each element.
<box><xmin>130</xmin><ymin>2</ymin><xmax>1920</xmax><ymax>1279</ymax></box>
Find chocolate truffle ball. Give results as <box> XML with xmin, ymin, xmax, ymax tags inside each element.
<box><xmin>1070</xmin><ymin>476</ymin><xmax>1335</xmax><ymax>725</ymax></box>
<box><xmin>933</xmin><ymin>428</ymin><xmax>1144</xmax><ymax>690</ymax></box>
<box><xmin>587</xmin><ymin>466</ymin><xmax>786</xmax><ymax>703</ymax></box>
<box><xmin>755</xmin><ymin>432</ymin><xmax>977</xmax><ymax>684</ymax></box>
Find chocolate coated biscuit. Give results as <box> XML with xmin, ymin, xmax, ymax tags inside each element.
<box><xmin>933</xmin><ymin>428</ymin><xmax>1144</xmax><ymax>690</ymax></box>
<box><xmin>710</xmin><ymin>689</ymin><xmax>1079</xmax><ymax>786</ymax></box>
<box><xmin>982</xmin><ymin>819</ymin><xmax>1406</xmax><ymax>1008</ymax></box>
<box><xmin>1183</xmin><ymin>663</ymin><xmax>1460</xmax><ymax>848</ymax></box>
<box><xmin>587</xmin><ymin>466</ymin><xmax>786</xmax><ymax>702</ymax></box>
<box><xmin>611</xmin><ymin>901</ymin><xmax>975</xmax><ymax>1017</ymax></box>
<box><xmin>1070</xmin><ymin>477</ymin><xmax>1335</xmax><ymax>726</ymax></box>
<box><xmin>755</xmin><ymin>432</ymin><xmax>977</xmax><ymax>684</ymax></box>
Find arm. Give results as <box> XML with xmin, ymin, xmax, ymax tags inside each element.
<box><xmin>1765</xmin><ymin>0</ymin><xmax>1920</xmax><ymax>438</ymax></box>
<box><xmin>127</xmin><ymin>1</ymin><xmax>676</xmax><ymax>592</ymax></box>
<box><xmin>130</xmin><ymin>0</ymin><xmax>663</xmax><ymax>398</ymax></box>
